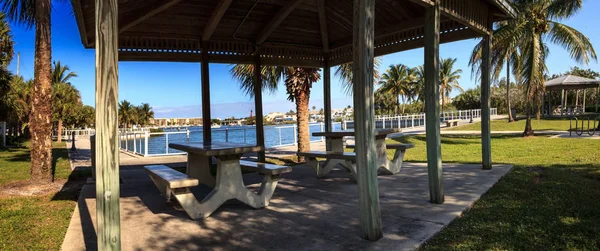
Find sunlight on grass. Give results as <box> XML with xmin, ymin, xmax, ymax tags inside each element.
<box><xmin>448</xmin><ymin>116</ymin><xmax>599</xmax><ymax>132</ymax></box>
<box><xmin>0</xmin><ymin>142</ymin><xmax>87</xmax><ymax>250</ymax></box>
<box><xmin>386</xmin><ymin>135</ymin><xmax>600</xmax><ymax>250</ymax></box>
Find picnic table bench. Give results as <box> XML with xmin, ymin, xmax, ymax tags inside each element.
<box><xmin>297</xmin><ymin>151</ymin><xmax>357</xmax><ymax>179</ymax></box>
<box><xmin>446</xmin><ymin>119</ymin><xmax>460</xmax><ymax>127</ymax></box>
<box><xmin>298</xmin><ymin>129</ymin><xmax>409</xmax><ymax>179</ymax></box>
<box><xmin>145</xmin><ymin>142</ymin><xmax>290</xmax><ymax>219</ymax></box>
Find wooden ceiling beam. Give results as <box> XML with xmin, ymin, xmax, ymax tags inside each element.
<box><xmin>330</xmin><ymin>16</ymin><xmax>438</xmax><ymax>49</ymax></box>
<box><xmin>255</xmin><ymin>0</ymin><xmax>303</xmax><ymax>45</ymax></box>
<box><xmin>119</xmin><ymin>0</ymin><xmax>183</xmax><ymax>34</ymax></box>
<box><xmin>317</xmin><ymin>0</ymin><xmax>329</xmax><ymax>51</ymax></box>
<box><xmin>203</xmin><ymin>0</ymin><xmax>233</xmax><ymax>41</ymax></box>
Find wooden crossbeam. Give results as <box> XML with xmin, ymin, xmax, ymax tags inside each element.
<box><xmin>407</xmin><ymin>0</ymin><xmax>435</xmax><ymax>7</ymax></box>
<box><xmin>317</xmin><ymin>0</ymin><xmax>329</xmax><ymax>51</ymax></box>
<box><xmin>203</xmin><ymin>0</ymin><xmax>233</xmax><ymax>41</ymax></box>
<box><xmin>330</xmin><ymin>16</ymin><xmax>433</xmax><ymax>49</ymax></box>
<box><xmin>119</xmin><ymin>0</ymin><xmax>183</xmax><ymax>33</ymax></box>
<box><xmin>256</xmin><ymin>0</ymin><xmax>303</xmax><ymax>45</ymax></box>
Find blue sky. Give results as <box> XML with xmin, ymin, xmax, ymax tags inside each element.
<box><xmin>6</xmin><ymin>1</ymin><xmax>600</xmax><ymax>119</ymax></box>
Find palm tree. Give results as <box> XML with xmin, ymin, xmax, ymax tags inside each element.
<box><xmin>474</xmin><ymin>0</ymin><xmax>596</xmax><ymax>136</ymax></box>
<box><xmin>137</xmin><ymin>103</ymin><xmax>154</xmax><ymax>126</ymax></box>
<box><xmin>229</xmin><ymin>65</ymin><xmax>320</xmax><ymax>161</ymax></box>
<box><xmin>335</xmin><ymin>57</ymin><xmax>382</xmax><ymax>95</ymax></box>
<box><xmin>471</xmin><ymin>18</ymin><xmax>524</xmax><ymax>123</ymax></box>
<box><xmin>51</xmin><ymin>61</ymin><xmax>78</xmax><ymax>142</ymax></box>
<box><xmin>378</xmin><ymin>64</ymin><xmax>417</xmax><ymax>114</ymax></box>
<box><xmin>0</xmin><ymin>13</ymin><xmax>13</xmax><ymax>68</ymax></box>
<box><xmin>439</xmin><ymin>58</ymin><xmax>463</xmax><ymax>113</ymax></box>
<box><xmin>118</xmin><ymin>100</ymin><xmax>134</xmax><ymax>128</ymax></box>
<box><xmin>1</xmin><ymin>0</ymin><xmax>53</xmax><ymax>183</ymax></box>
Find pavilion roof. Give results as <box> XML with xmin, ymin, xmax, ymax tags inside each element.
<box><xmin>545</xmin><ymin>75</ymin><xmax>600</xmax><ymax>91</ymax></box>
<box><xmin>72</xmin><ymin>0</ymin><xmax>515</xmax><ymax>67</ymax></box>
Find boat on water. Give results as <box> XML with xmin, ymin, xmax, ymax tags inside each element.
<box><xmin>211</xmin><ymin>124</ymin><xmax>221</xmax><ymax>129</ymax></box>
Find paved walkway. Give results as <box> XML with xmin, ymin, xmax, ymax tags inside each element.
<box><xmin>61</xmin><ymin>161</ymin><xmax>512</xmax><ymax>250</ymax></box>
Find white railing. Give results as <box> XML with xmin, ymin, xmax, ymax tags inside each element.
<box><xmin>55</xmin><ymin>129</ymin><xmax>95</xmax><ymax>140</ymax></box>
<box><xmin>271</xmin><ymin>122</ymin><xmax>343</xmax><ymax>147</ymax></box>
<box><xmin>344</xmin><ymin>108</ymin><xmax>498</xmax><ymax>130</ymax></box>
<box><xmin>119</xmin><ymin>127</ymin><xmax>254</xmax><ymax>157</ymax></box>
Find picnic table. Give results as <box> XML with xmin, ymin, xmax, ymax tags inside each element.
<box><xmin>299</xmin><ymin>129</ymin><xmax>411</xmax><ymax>178</ymax></box>
<box><xmin>144</xmin><ymin>142</ymin><xmax>290</xmax><ymax>219</ymax></box>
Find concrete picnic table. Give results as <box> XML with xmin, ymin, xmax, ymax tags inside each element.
<box><xmin>168</xmin><ymin>142</ymin><xmax>279</xmax><ymax>218</ymax></box>
<box><xmin>311</xmin><ymin>129</ymin><xmax>408</xmax><ymax>175</ymax></box>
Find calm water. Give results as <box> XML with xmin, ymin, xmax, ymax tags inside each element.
<box><xmin>120</xmin><ymin>123</ymin><xmax>343</xmax><ymax>155</ymax></box>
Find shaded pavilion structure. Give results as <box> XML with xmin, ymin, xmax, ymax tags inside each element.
<box><xmin>71</xmin><ymin>0</ymin><xmax>515</xmax><ymax>248</ymax></box>
<box><xmin>544</xmin><ymin>75</ymin><xmax>600</xmax><ymax>116</ymax></box>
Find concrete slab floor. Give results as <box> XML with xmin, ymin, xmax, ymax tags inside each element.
<box><xmin>61</xmin><ymin>163</ymin><xmax>512</xmax><ymax>251</ymax></box>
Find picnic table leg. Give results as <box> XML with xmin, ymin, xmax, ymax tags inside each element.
<box><xmin>307</xmin><ymin>157</ymin><xmax>345</xmax><ymax>177</ymax></box>
<box><xmin>375</xmin><ymin>139</ymin><xmax>392</xmax><ymax>172</ymax></box>
<box><xmin>187</xmin><ymin>153</ymin><xmax>216</xmax><ymax>187</ymax></box>
<box><xmin>330</xmin><ymin>138</ymin><xmax>345</xmax><ymax>152</ymax></box>
<box><xmin>382</xmin><ymin>149</ymin><xmax>406</xmax><ymax>175</ymax></box>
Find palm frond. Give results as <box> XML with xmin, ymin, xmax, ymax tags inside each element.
<box><xmin>548</xmin><ymin>21</ymin><xmax>597</xmax><ymax>65</ymax></box>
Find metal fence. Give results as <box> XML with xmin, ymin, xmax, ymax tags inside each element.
<box><xmin>343</xmin><ymin>108</ymin><xmax>497</xmax><ymax>130</ymax></box>
<box><xmin>119</xmin><ymin>127</ymin><xmax>254</xmax><ymax>157</ymax></box>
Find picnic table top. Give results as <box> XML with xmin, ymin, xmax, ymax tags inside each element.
<box><xmin>313</xmin><ymin>129</ymin><xmax>401</xmax><ymax>138</ymax></box>
<box><xmin>169</xmin><ymin>142</ymin><xmax>264</xmax><ymax>156</ymax></box>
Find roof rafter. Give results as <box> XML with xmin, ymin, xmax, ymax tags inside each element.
<box><xmin>203</xmin><ymin>0</ymin><xmax>233</xmax><ymax>41</ymax></box>
<box><xmin>255</xmin><ymin>0</ymin><xmax>303</xmax><ymax>45</ymax></box>
<box><xmin>119</xmin><ymin>0</ymin><xmax>183</xmax><ymax>34</ymax></box>
<box><xmin>330</xmin><ymin>16</ymin><xmax>439</xmax><ymax>49</ymax></box>
<box><xmin>317</xmin><ymin>0</ymin><xmax>329</xmax><ymax>52</ymax></box>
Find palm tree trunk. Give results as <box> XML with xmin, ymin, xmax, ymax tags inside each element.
<box><xmin>57</xmin><ymin>119</ymin><xmax>63</xmax><ymax>143</ymax></box>
<box><xmin>396</xmin><ymin>95</ymin><xmax>401</xmax><ymax>115</ymax></box>
<box><xmin>401</xmin><ymin>95</ymin><xmax>406</xmax><ymax>114</ymax></box>
<box><xmin>441</xmin><ymin>96</ymin><xmax>446</xmax><ymax>116</ymax></box>
<box><xmin>296</xmin><ymin>92</ymin><xmax>310</xmax><ymax>162</ymax></box>
<box><xmin>523</xmin><ymin>103</ymin><xmax>534</xmax><ymax>137</ymax></box>
<box><xmin>506</xmin><ymin>61</ymin><xmax>514</xmax><ymax>122</ymax></box>
<box><xmin>29</xmin><ymin>0</ymin><xmax>53</xmax><ymax>183</ymax></box>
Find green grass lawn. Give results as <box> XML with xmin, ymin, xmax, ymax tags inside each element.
<box><xmin>0</xmin><ymin>142</ymin><xmax>90</xmax><ymax>250</ymax></box>
<box><xmin>386</xmin><ymin>135</ymin><xmax>600</xmax><ymax>250</ymax></box>
<box><xmin>449</xmin><ymin>116</ymin><xmax>599</xmax><ymax>132</ymax></box>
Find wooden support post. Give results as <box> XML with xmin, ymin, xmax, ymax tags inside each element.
<box><xmin>549</xmin><ymin>91</ymin><xmax>552</xmax><ymax>116</ymax></box>
<box><xmin>95</xmin><ymin>0</ymin><xmax>121</xmax><ymax>249</ymax></box>
<box><xmin>324</xmin><ymin>59</ymin><xmax>332</xmax><ymax>150</ymax></box>
<box><xmin>201</xmin><ymin>42</ymin><xmax>211</xmax><ymax>145</ymax></box>
<box><xmin>583</xmin><ymin>89</ymin><xmax>586</xmax><ymax>113</ymax></box>
<box><xmin>561</xmin><ymin>89</ymin><xmax>565</xmax><ymax>116</ymax></box>
<box><xmin>324</xmin><ymin>60</ymin><xmax>332</xmax><ymax>133</ymax></box>
<box><xmin>254</xmin><ymin>54</ymin><xmax>266</xmax><ymax>161</ymax></box>
<box><xmin>596</xmin><ymin>86</ymin><xmax>600</xmax><ymax>113</ymax></box>
<box><xmin>352</xmin><ymin>0</ymin><xmax>382</xmax><ymax>241</ymax></box>
<box><xmin>481</xmin><ymin>11</ymin><xmax>492</xmax><ymax>170</ymax></box>
<box><xmin>575</xmin><ymin>90</ymin><xmax>579</xmax><ymax>112</ymax></box>
<box><xmin>565</xmin><ymin>90</ymin><xmax>569</xmax><ymax>114</ymax></box>
<box><xmin>424</xmin><ymin>1</ymin><xmax>444</xmax><ymax>204</ymax></box>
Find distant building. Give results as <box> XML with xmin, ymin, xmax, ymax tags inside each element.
<box><xmin>151</xmin><ymin>118</ymin><xmax>203</xmax><ymax>126</ymax></box>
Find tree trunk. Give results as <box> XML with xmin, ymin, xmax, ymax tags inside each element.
<box><xmin>296</xmin><ymin>91</ymin><xmax>310</xmax><ymax>162</ymax></box>
<box><xmin>30</xmin><ymin>0</ymin><xmax>53</xmax><ymax>184</ymax></box>
<box><xmin>396</xmin><ymin>95</ymin><xmax>401</xmax><ymax>115</ymax></box>
<box><xmin>523</xmin><ymin>104</ymin><xmax>534</xmax><ymax>137</ymax></box>
<box><xmin>57</xmin><ymin>119</ymin><xmax>63</xmax><ymax>142</ymax></box>
<box><xmin>506</xmin><ymin>61</ymin><xmax>514</xmax><ymax>122</ymax></box>
<box><xmin>536</xmin><ymin>104</ymin><xmax>541</xmax><ymax>120</ymax></box>
<box><xmin>401</xmin><ymin>95</ymin><xmax>406</xmax><ymax>114</ymax></box>
<box><xmin>441</xmin><ymin>95</ymin><xmax>445</xmax><ymax>115</ymax></box>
